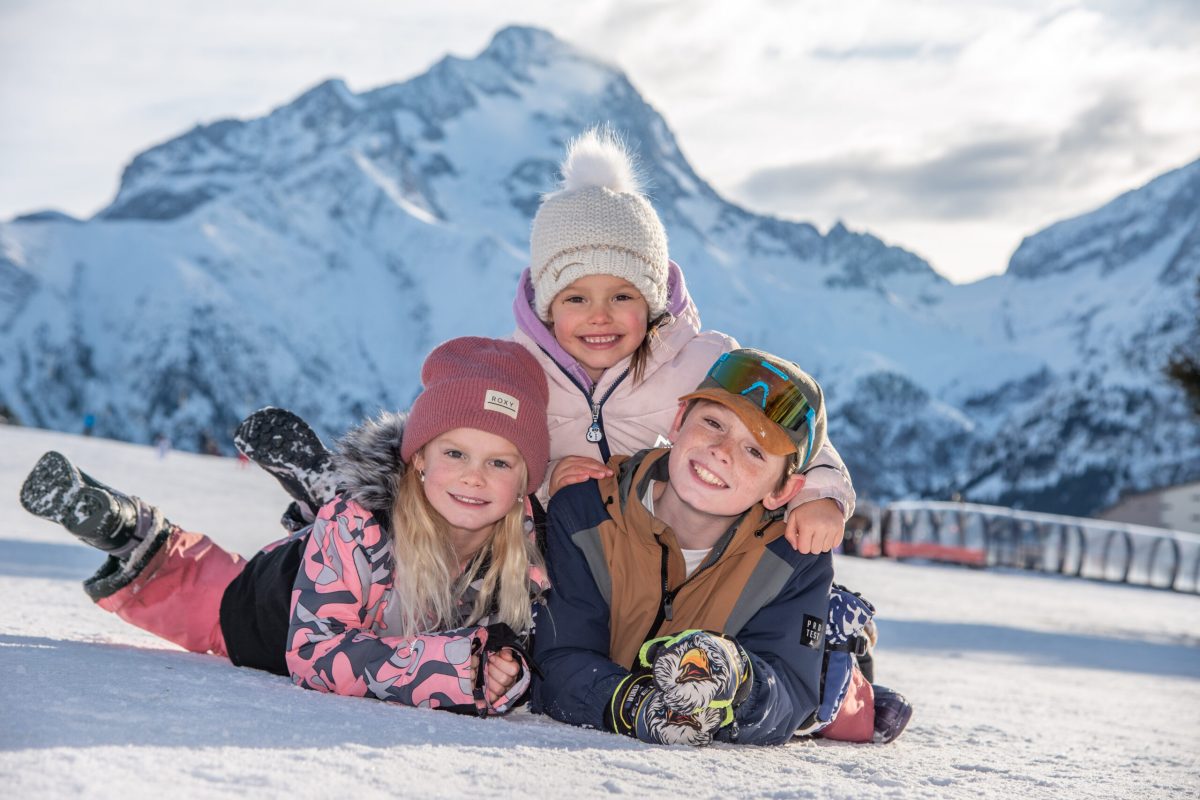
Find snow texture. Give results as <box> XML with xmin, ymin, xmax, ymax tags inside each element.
<box><xmin>2</xmin><ymin>425</ymin><xmax>1198</xmax><ymax>799</ymax></box>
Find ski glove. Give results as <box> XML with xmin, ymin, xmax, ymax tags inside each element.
<box><xmin>607</xmin><ymin>673</ymin><xmax>726</xmax><ymax>746</ymax></box>
<box><xmin>607</xmin><ymin>630</ymin><xmax>752</xmax><ymax>746</ymax></box>
<box><xmin>640</xmin><ymin>629</ymin><xmax>752</xmax><ymax>722</ymax></box>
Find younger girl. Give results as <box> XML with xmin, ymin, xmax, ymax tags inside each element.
<box><xmin>19</xmin><ymin>337</ymin><xmax>550</xmax><ymax>715</ymax></box>
<box><xmin>513</xmin><ymin>128</ymin><xmax>855</xmax><ymax>553</ymax></box>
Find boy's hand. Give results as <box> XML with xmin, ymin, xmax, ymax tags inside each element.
<box><xmin>634</xmin><ymin>688</ymin><xmax>724</xmax><ymax>746</ymax></box>
<box><xmin>549</xmin><ymin>456</ymin><xmax>612</xmax><ymax>496</ymax></box>
<box><xmin>639</xmin><ymin>630</ymin><xmax>751</xmax><ymax>719</ymax></box>
<box><xmin>607</xmin><ymin>674</ymin><xmax>723</xmax><ymax>746</ymax></box>
<box><xmin>784</xmin><ymin>498</ymin><xmax>845</xmax><ymax>554</ymax></box>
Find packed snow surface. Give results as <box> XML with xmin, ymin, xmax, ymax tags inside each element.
<box><xmin>1</xmin><ymin>425</ymin><xmax>1197</xmax><ymax>798</ymax></box>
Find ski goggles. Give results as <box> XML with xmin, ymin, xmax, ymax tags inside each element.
<box><xmin>681</xmin><ymin>351</ymin><xmax>819</xmax><ymax>465</ymax></box>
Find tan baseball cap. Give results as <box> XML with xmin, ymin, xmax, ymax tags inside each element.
<box><xmin>677</xmin><ymin>348</ymin><xmax>827</xmax><ymax>468</ymax></box>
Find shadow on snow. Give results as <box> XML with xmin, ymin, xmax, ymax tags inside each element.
<box><xmin>882</xmin><ymin>619</ymin><xmax>1200</xmax><ymax>679</ymax></box>
<box><xmin>0</xmin><ymin>539</ymin><xmax>102</xmax><ymax>582</ymax></box>
<box><xmin>0</xmin><ymin>634</ymin><xmax>639</xmax><ymax>753</ymax></box>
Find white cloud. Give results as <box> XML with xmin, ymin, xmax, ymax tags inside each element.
<box><xmin>1</xmin><ymin>0</ymin><xmax>1197</xmax><ymax>283</ymax></box>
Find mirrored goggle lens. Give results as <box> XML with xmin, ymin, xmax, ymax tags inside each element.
<box><xmin>708</xmin><ymin>354</ymin><xmax>811</xmax><ymax>432</ymax></box>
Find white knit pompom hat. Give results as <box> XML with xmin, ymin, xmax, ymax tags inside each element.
<box><xmin>529</xmin><ymin>128</ymin><xmax>669</xmax><ymax>322</ymax></box>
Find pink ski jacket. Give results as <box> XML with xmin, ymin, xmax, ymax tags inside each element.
<box><xmin>285</xmin><ymin>411</ymin><xmax>546</xmax><ymax>714</ymax></box>
<box><xmin>511</xmin><ymin>262</ymin><xmax>856</xmax><ymax>517</ymax></box>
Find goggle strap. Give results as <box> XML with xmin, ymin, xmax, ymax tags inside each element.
<box><xmin>803</xmin><ymin>407</ymin><xmax>815</xmax><ymax>467</ymax></box>
<box><xmin>759</xmin><ymin>360</ymin><xmax>790</xmax><ymax>381</ymax></box>
<box><xmin>740</xmin><ymin>380</ymin><xmax>771</xmax><ymax>408</ymax></box>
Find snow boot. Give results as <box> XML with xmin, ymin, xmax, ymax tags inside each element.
<box><xmin>871</xmin><ymin>685</ymin><xmax>913</xmax><ymax>744</ymax></box>
<box><xmin>234</xmin><ymin>407</ymin><xmax>338</xmax><ymax>530</ymax></box>
<box><xmin>278</xmin><ymin>501</ymin><xmax>312</xmax><ymax>533</ymax></box>
<box><xmin>20</xmin><ymin>451</ymin><xmax>175</xmax><ymax>601</ymax></box>
<box><xmin>80</xmin><ymin>523</ymin><xmax>173</xmax><ymax>602</ymax></box>
<box><xmin>20</xmin><ymin>451</ymin><xmax>141</xmax><ymax>556</ymax></box>
<box><xmin>856</xmin><ymin>619</ymin><xmax>878</xmax><ymax>683</ymax></box>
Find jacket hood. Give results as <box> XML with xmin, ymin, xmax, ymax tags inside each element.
<box><xmin>512</xmin><ymin>260</ymin><xmax>697</xmax><ymax>393</ymax></box>
<box><xmin>331</xmin><ymin>410</ymin><xmax>408</xmax><ymax>516</ymax></box>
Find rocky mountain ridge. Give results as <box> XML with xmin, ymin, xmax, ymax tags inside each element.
<box><xmin>2</xmin><ymin>26</ymin><xmax>1196</xmax><ymax>515</ymax></box>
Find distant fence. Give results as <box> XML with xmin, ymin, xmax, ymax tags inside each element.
<box><xmin>844</xmin><ymin>501</ymin><xmax>1200</xmax><ymax>594</ymax></box>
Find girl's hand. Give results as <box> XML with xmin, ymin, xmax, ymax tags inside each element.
<box><xmin>784</xmin><ymin>498</ymin><xmax>845</xmax><ymax>554</ymax></box>
<box><xmin>484</xmin><ymin>648</ymin><xmax>523</xmax><ymax>706</ymax></box>
<box><xmin>549</xmin><ymin>456</ymin><xmax>612</xmax><ymax>496</ymax></box>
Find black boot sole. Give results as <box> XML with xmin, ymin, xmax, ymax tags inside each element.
<box><xmin>19</xmin><ymin>451</ymin><xmax>134</xmax><ymax>553</ymax></box>
<box><xmin>234</xmin><ymin>407</ymin><xmax>336</xmax><ymax>512</ymax></box>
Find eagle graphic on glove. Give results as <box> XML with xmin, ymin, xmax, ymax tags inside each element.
<box><xmin>608</xmin><ymin>630</ymin><xmax>752</xmax><ymax>746</ymax></box>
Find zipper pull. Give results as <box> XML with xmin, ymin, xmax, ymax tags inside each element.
<box><xmin>663</xmin><ymin>592</ymin><xmax>674</xmax><ymax>621</ymax></box>
<box><xmin>586</xmin><ymin>402</ymin><xmax>603</xmax><ymax>443</ymax></box>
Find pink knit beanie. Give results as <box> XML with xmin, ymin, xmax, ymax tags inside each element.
<box><xmin>401</xmin><ymin>337</ymin><xmax>550</xmax><ymax>493</ymax></box>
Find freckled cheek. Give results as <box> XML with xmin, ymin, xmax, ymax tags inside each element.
<box><xmin>731</xmin><ymin>460</ymin><xmax>766</xmax><ymax>485</ymax></box>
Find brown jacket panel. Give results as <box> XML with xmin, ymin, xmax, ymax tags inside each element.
<box><xmin>596</xmin><ymin>449</ymin><xmax>786</xmax><ymax>669</ymax></box>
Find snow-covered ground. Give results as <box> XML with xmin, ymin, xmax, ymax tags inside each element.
<box><xmin>1</xmin><ymin>424</ymin><xmax>1197</xmax><ymax>799</ymax></box>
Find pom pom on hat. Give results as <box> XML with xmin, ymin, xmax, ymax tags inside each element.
<box><xmin>529</xmin><ymin>128</ymin><xmax>670</xmax><ymax>322</ymax></box>
<box><xmin>558</xmin><ymin>129</ymin><xmax>642</xmax><ymax>195</ymax></box>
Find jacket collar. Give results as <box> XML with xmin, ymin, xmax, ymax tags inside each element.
<box><xmin>601</xmin><ymin>448</ymin><xmax>786</xmax><ymax>558</ymax></box>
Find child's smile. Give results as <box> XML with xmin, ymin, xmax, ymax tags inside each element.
<box><xmin>661</xmin><ymin>401</ymin><xmax>793</xmax><ymax>529</ymax></box>
<box><xmin>688</xmin><ymin>459</ymin><xmax>728</xmax><ymax>489</ymax></box>
<box><xmin>549</xmin><ymin>274</ymin><xmax>650</xmax><ymax>382</ymax></box>
<box><xmin>446</xmin><ymin>491</ymin><xmax>488</xmax><ymax>506</ymax></box>
<box><xmin>413</xmin><ymin>427</ymin><xmax>526</xmax><ymax>556</ymax></box>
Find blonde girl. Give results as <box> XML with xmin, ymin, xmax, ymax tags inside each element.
<box><xmin>20</xmin><ymin>337</ymin><xmax>550</xmax><ymax>714</ymax></box>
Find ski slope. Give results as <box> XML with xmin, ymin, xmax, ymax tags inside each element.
<box><xmin>1</xmin><ymin>424</ymin><xmax>1197</xmax><ymax>799</ymax></box>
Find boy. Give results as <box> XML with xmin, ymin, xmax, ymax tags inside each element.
<box><xmin>531</xmin><ymin>348</ymin><xmax>910</xmax><ymax>745</ymax></box>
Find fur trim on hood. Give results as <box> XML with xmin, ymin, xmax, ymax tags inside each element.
<box><xmin>331</xmin><ymin>410</ymin><xmax>408</xmax><ymax>516</ymax></box>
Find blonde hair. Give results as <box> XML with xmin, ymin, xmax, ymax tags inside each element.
<box><xmin>387</xmin><ymin>457</ymin><xmax>543</xmax><ymax>639</ymax></box>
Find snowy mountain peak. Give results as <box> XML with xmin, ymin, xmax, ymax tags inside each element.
<box><xmin>290</xmin><ymin>77</ymin><xmax>361</xmax><ymax>116</ymax></box>
<box><xmin>823</xmin><ymin>220</ymin><xmax>946</xmax><ymax>287</ymax></box>
<box><xmin>1007</xmin><ymin>156</ymin><xmax>1200</xmax><ymax>284</ymax></box>
<box><xmin>480</xmin><ymin>25</ymin><xmax>589</xmax><ymax>73</ymax></box>
<box><xmin>1</xmin><ymin>28</ymin><xmax>1195</xmax><ymax>517</ymax></box>
<box><xmin>98</xmin><ymin>28</ymin><xmax>631</xmax><ymax>224</ymax></box>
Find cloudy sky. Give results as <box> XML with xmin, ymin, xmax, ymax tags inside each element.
<box><xmin>2</xmin><ymin>0</ymin><xmax>1197</xmax><ymax>283</ymax></box>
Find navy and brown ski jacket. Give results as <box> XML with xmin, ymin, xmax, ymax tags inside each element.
<box><xmin>531</xmin><ymin>448</ymin><xmax>834</xmax><ymax>745</ymax></box>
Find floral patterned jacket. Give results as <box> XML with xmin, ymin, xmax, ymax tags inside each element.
<box><xmin>285</xmin><ymin>411</ymin><xmax>547</xmax><ymax>713</ymax></box>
